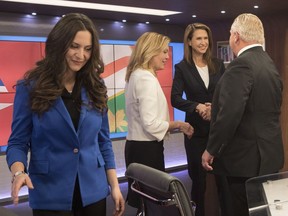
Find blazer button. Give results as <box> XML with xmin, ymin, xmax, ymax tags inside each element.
<box><xmin>73</xmin><ymin>148</ymin><xmax>79</xmax><ymax>154</ymax></box>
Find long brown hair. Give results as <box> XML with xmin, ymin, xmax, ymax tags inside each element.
<box><xmin>23</xmin><ymin>13</ymin><xmax>107</xmax><ymax>114</ymax></box>
<box><xmin>183</xmin><ymin>23</ymin><xmax>216</xmax><ymax>74</ymax></box>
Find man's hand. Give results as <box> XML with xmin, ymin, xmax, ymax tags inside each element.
<box><xmin>201</xmin><ymin>150</ymin><xmax>214</xmax><ymax>171</ymax></box>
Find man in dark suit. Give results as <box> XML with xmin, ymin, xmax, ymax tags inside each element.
<box><xmin>202</xmin><ymin>13</ymin><xmax>284</xmax><ymax>216</ymax></box>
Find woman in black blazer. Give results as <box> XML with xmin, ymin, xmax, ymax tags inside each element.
<box><xmin>171</xmin><ymin>23</ymin><xmax>230</xmax><ymax>216</ymax></box>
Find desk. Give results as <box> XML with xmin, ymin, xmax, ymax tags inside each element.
<box><xmin>262</xmin><ymin>178</ymin><xmax>288</xmax><ymax>216</ymax></box>
<box><xmin>246</xmin><ymin>172</ymin><xmax>288</xmax><ymax>216</ymax></box>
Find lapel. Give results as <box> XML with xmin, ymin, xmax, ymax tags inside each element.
<box><xmin>53</xmin><ymin>87</ymin><xmax>88</xmax><ymax>134</ymax></box>
<box><xmin>183</xmin><ymin>61</ymin><xmax>208</xmax><ymax>91</ymax></box>
<box><xmin>53</xmin><ymin>97</ymin><xmax>74</xmax><ymax>130</ymax></box>
<box><xmin>208</xmin><ymin>70</ymin><xmax>219</xmax><ymax>92</ymax></box>
<box><xmin>78</xmin><ymin>87</ymin><xmax>88</xmax><ymax>133</ymax></box>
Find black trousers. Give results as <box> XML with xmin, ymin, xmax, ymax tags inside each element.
<box><xmin>226</xmin><ymin>176</ymin><xmax>250</xmax><ymax>216</ymax></box>
<box><xmin>125</xmin><ymin>140</ymin><xmax>165</xmax><ymax>209</ymax></box>
<box><xmin>33</xmin><ymin>177</ymin><xmax>106</xmax><ymax>216</ymax></box>
<box><xmin>184</xmin><ymin>136</ymin><xmax>233</xmax><ymax>216</ymax></box>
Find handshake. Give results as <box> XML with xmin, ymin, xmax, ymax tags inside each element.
<box><xmin>196</xmin><ymin>102</ymin><xmax>211</xmax><ymax>121</ymax></box>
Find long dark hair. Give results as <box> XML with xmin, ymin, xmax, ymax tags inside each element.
<box><xmin>23</xmin><ymin>13</ymin><xmax>107</xmax><ymax>114</ymax></box>
<box><xmin>183</xmin><ymin>23</ymin><xmax>216</xmax><ymax>74</ymax></box>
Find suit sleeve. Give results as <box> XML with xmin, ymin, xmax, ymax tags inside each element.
<box><xmin>6</xmin><ymin>81</ymin><xmax>31</xmax><ymax>170</ymax></box>
<box><xmin>207</xmin><ymin>61</ymin><xmax>253</xmax><ymax>156</ymax></box>
<box><xmin>98</xmin><ymin>112</ymin><xmax>116</xmax><ymax>169</ymax></box>
<box><xmin>135</xmin><ymin>74</ymin><xmax>169</xmax><ymax>141</ymax></box>
<box><xmin>171</xmin><ymin>63</ymin><xmax>198</xmax><ymax>112</ymax></box>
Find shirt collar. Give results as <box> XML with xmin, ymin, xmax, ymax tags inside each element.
<box><xmin>237</xmin><ymin>44</ymin><xmax>263</xmax><ymax>57</ymax></box>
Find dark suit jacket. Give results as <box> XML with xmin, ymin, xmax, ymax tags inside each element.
<box><xmin>171</xmin><ymin>58</ymin><xmax>225</xmax><ymax>137</ymax></box>
<box><xmin>207</xmin><ymin>46</ymin><xmax>284</xmax><ymax>177</ymax></box>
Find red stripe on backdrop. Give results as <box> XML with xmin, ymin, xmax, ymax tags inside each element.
<box><xmin>0</xmin><ymin>41</ymin><xmax>42</xmax><ymax>92</ymax></box>
<box><xmin>102</xmin><ymin>56</ymin><xmax>130</xmax><ymax>78</ymax></box>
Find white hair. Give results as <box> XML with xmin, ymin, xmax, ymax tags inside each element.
<box><xmin>231</xmin><ymin>13</ymin><xmax>265</xmax><ymax>45</ymax></box>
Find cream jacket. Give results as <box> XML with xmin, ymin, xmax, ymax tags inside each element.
<box><xmin>125</xmin><ymin>68</ymin><xmax>169</xmax><ymax>141</ymax></box>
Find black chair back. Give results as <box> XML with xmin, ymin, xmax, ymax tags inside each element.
<box><xmin>125</xmin><ymin>163</ymin><xmax>196</xmax><ymax>216</ymax></box>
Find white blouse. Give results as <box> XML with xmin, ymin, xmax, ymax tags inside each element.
<box><xmin>196</xmin><ymin>65</ymin><xmax>209</xmax><ymax>88</ymax></box>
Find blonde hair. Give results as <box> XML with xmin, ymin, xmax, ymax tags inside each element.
<box><xmin>231</xmin><ymin>13</ymin><xmax>265</xmax><ymax>45</ymax></box>
<box><xmin>125</xmin><ymin>32</ymin><xmax>170</xmax><ymax>81</ymax></box>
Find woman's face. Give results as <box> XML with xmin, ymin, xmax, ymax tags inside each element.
<box><xmin>189</xmin><ymin>29</ymin><xmax>209</xmax><ymax>56</ymax></box>
<box><xmin>65</xmin><ymin>30</ymin><xmax>92</xmax><ymax>74</ymax></box>
<box><xmin>149</xmin><ymin>45</ymin><xmax>169</xmax><ymax>72</ymax></box>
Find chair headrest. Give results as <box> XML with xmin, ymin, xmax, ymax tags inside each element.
<box><xmin>125</xmin><ymin>163</ymin><xmax>180</xmax><ymax>192</ymax></box>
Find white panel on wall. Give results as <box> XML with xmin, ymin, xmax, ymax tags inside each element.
<box><xmin>101</xmin><ymin>44</ymin><xmax>114</xmax><ymax>89</ymax></box>
<box><xmin>114</xmin><ymin>45</ymin><xmax>133</xmax><ymax>89</ymax></box>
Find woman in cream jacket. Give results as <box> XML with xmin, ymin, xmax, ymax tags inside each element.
<box><xmin>124</xmin><ymin>32</ymin><xmax>194</xmax><ymax>215</ymax></box>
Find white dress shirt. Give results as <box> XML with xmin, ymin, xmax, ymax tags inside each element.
<box><xmin>125</xmin><ymin>68</ymin><xmax>170</xmax><ymax>141</ymax></box>
<box><xmin>237</xmin><ymin>44</ymin><xmax>263</xmax><ymax>56</ymax></box>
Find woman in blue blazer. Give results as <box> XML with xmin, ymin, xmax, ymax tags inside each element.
<box><xmin>6</xmin><ymin>13</ymin><xmax>124</xmax><ymax>216</ymax></box>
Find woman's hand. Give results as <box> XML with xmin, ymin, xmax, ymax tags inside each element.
<box><xmin>11</xmin><ymin>172</ymin><xmax>34</xmax><ymax>205</ymax></box>
<box><xmin>111</xmin><ymin>187</ymin><xmax>125</xmax><ymax>216</ymax></box>
<box><xmin>196</xmin><ymin>103</ymin><xmax>211</xmax><ymax>121</ymax></box>
<box><xmin>179</xmin><ymin>122</ymin><xmax>194</xmax><ymax>139</ymax></box>
<box><xmin>106</xmin><ymin>169</ymin><xmax>125</xmax><ymax>216</ymax></box>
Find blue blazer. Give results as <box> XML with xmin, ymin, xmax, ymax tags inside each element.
<box><xmin>6</xmin><ymin>81</ymin><xmax>116</xmax><ymax>210</ymax></box>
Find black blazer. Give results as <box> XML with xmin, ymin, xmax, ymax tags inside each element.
<box><xmin>171</xmin><ymin>58</ymin><xmax>225</xmax><ymax>137</ymax></box>
<box><xmin>207</xmin><ymin>46</ymin><xmax>284</xmax><ymax>177</ymax></box>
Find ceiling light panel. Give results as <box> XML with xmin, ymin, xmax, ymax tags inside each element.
<box><xmin>1</xmin><ymin>0</ymin><xmax>182</xmax><ymax>16</ymax></box>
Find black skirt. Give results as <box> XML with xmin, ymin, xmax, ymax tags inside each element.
<box><xmin>125</xmin><ymin>140</ymin><xmax>165</xmax><ymax>209</ymax></box>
